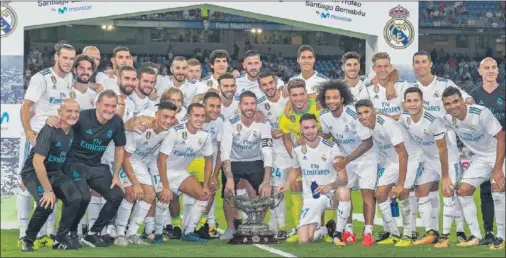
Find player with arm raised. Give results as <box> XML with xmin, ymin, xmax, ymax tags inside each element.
<box><xmin>277</xmin><ymin>114</ymin><xmax>349</xmax><ymax>244</ymax></box>
<box><xmin>356</xmin><ymin>99</ymin><xmax>411</xmax><ymax>246</ymax></box>
<box><xmin>256</xmin><ymin>71</ymin><xmax>290</xmax><ymax>239</ymax></box>
<box><xmin>219</xmin><ymin>91</ymin><xmax>274</xmax><ymax>240</ymax></box>
<box><xmin>20</xmin><ymin>99</ymin><xmax>82</xmax><ymax>252</ymax></box>
<box><xmin>400</xmin><ymin>87</ymin><xmax>466</xmax><ymax>247</ymax></box>
<box><xmin>113</xmin><ymin>102</ymin><xmax>178</xmax><ymax>246</ymax></box>
<box><xmin>156</xmin><ymin>103</ymin><xmax>215</xmax><ymax>243</ymax></box>
<box><xmin>318</xmin><ymin>80</ymin><xmax>376</xmax><ymax>246</ymax></box>
<box><xmin>18</xmin><ymin>41</ymin><xmax>76</xmax><ymax>248</ymax></box>
<box><xmin>441</xmin><ymin>87</ymin><xmax>505</xmax><ymax>250</ymax></box>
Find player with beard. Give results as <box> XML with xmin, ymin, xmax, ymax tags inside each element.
<box><xmin>96</xmin><ymin>46</ymin><xmax>131</xmax><ymax>86</ymax></box>
<box><xmin>290</xmin><ymin>45</ymin><xmax>328</xmax><ymax>97</ymax></box>
<box><xmin>73</xmin><ymin>55</ymin><xmax>98</xmax><ymax>110</ymax></box>
<box><xmin>277</xmin><ymin>114</ymin><xmax>349</xmax><ymax>244</ymax></box>
<box><xmin>219</xmin><ymin>91</ymin><xmax>274</xmax><ymax>240</ymax></box>
<box><xmin>161</xmin><ymin>57</ymin><xmax>208</xmax><ymax>107</ymax></box>
<box><xmin>218</xmin><ymin>73</ymin><xmax>240</xmax><ymax>120</ymax></box>
<box><xmin>441</xmin><ymin>87</ymin><xmax>505</xmax><ymax>250</ymax></box>
<box><xmin>319</xmin><ymin>80</ymin><xmax>376</xmax><ymax>246</ymax></box>
<box><xmin>202</xmin><ymin>50</ymin><xmax>231</xmax><ymax>89</ymax></box>
<box><xmin>20</xmin><ymin>99</ymin><xmax>82</xmax><ymax>252</ymax></box>
<box><xmin>157</xmin><ymin>103</ymin><xmax>216</xmax><ymax>243</ymax></box>
<box><xmin>235</xmin><ymin>50</ymin><xmax>285</xmax><ymax>99</ymax></box>
<box><xmin>18</xmin><ymin>41</ymin><xmax>76</xmax><ymax>249</ymax></box>
<box><xmin>81</xmin><ymin>46</ymin><xmax>105</xmax><ymax>93</ymax></box>
<box><xmin>256</xmin><ymin>71</ymin><xmax>290</xmax><ymax>239</ymax></box>
<box><xmin>129</xmin><ymin>67</ymin><xmax>157</xmax><ymax>116</ymax></box>
<box><xmin>113</xmin><ymin>102</ymin><xmax>178</xmax><ymax>246</ymax></box>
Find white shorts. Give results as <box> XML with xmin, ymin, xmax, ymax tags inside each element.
<box><xmin>270</xmin><ymin>167</ymin><xmax>290</xmax><ymax>187</ymax></box>
<box><xmin>462</xmin><ymin>156</ymin><xmax>505</xmax><ymax>187</ymax></box>
<box><xmin>119</xmin><ymin>161</ymin><xmax>155</xmax><ymax>188</ymax></box>
<box><xmin>403</xmin><ymin>154</ymin><xmax>425</xmax><ymax>189</ymax></box>
<box><xmin>347</xmin><ymin>156</ymin><xmax>377</xmax><ymax>190</ymax></box>
<box><xmin>150</xmin><ymin>167</ymin><xmax>191</xmax><ymax>196</ymax></box>
<box><xmin>298</xmin><ymin>196</ymin><xmax>333</xmax><ymax>229</ymax></box>
<box><xmin>414</xmin><ymin>159</ymin><xmax>440</xmax><ymax>187</ymax></box>
<box><xmin>377</xmin><ymin>162</ymin><xmax>399</xmax><ymax>187</ymax></box>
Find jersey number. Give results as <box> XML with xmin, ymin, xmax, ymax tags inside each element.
<box><xmin>301</xmin><ymin>208</ymin><xmax>309</xmax><ymax>218</ymax></box>
<box><xmin>152</xmin><ymin>174</ymin><xmax>160</xmax><ymax>184</ymax></box>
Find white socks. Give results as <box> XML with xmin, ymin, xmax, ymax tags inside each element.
<box><xmin>184</xmin><ymin>200</ymin><xmax>207</xmax><ymax>235</ymax></box>
<box><xmin>337</xmin><ymin>201</ymin><xmax>351</xmax><ymax>232</ymax></box>
<box><xmin>87</xmin><ymin>196</ymin><xmax>103</xmax><ymax>229</ymax></box>
<box><xmin>492</xmin><ymin>192</ymin><xmax>505</xmax><ymax>239</ymax></box>
<box><xmin>409</xmin><ymin>192</ymin><xmax>418</xmax><ymax>230</ymax></box>
<box><xmin>127</xmin><ymin>200</ymin><xmax>152</xmax><ymax>237</ymax></box>
<box><xmin>442</xmin><ymin>196</ymin><xmax>456</xmax><ymax>235</ymax></box>
<box><xmin>364</xmin><ymin>224</ymin><xmax>373</xmax><ymax>234</ymax></box>
<box><xmin>269</xmin><ymin>196</ymin><xmax>286</xmax><ymax>231</ymax></box>
<box><xmin>207</xmin><ymin>199</ymin><xmax>217</xmax><ymax>227</ymax></box>
<box><xmin>399</xmin><ymin>198</ymin><xmax>412</xmax><ymax>236</ymax></box>
<box><xmin>379</xmin><ymin>201</ymin><xmax>400</xmax><ymax>236</ymax></box>
<box><xmin>454</xmin><ymin>196</ymin><xmax>465</xmax><ymax>232</ymax></box>
<box><xmin>16</xmin><ymin>189</ymin><xmax>31</xmax><ymax>239</ymax></box>
<box><xmin>418</xmin><ymin>196</ymin><xmax>433</xmax><ymax>232</ymax></box>
<box><xmin>155</xmin><ymin>201</ymin><xmax>168</xmax><ymax>235</ymax></box>
<box><xmin>115</xmin><ymin>199</ymin><xmax>134</xmax><ymax>236</ymax></box>
<box><xmin>144</xmin><ymin>216</ymin><xmax>155</xmax><ymax>235</ymax></box>
<box><xmin>429</xmin><ymin>191</ymin><xmax>440</xmax><ymax>232</ymax></box>
<box><xmin>312</xmin><ymin>226</ymin><xmax>328</xmax><ymax>242</ymax></box>
<box><xmin>458</xmin><ymin>195</ymin><xmax>482</xmax><ymax>239</ymax></box>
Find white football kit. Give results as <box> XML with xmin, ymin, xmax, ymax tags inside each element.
<box><xmin>443</xmin><ymin>105</ymin><xmax>504</xmax><ymax>187</ymax></box>
<box><xmin>292</xmin><ymin>138</ymin><xmax>340</xmax><ymax>228</ymax></box>
<box><xmin>120</xmin><ymin>129</ymin><xmax>170</xmax><ymax>190</ymax></box>
<box><xmin>320</xmin><ymin>105</ymin><xmax>377</xmax><ymax>190</ymax></box>
<box><xmin>201</xmin><ymin>74</ymin><xmax>219</xmax><ymax>90</ymax></box>
<box><xmin>256</xmin><ymin>95</ymin><xmax>291</xmax><ymax>186</ymax></box>
<box><xmin>347</xmin><ymin>77</ymin><xmax>370</xmax><ymax>104</ymax></box>
<box><xmin>73</xmin><ymin>87</ymin><xmax>97</xmax><ymax>111</ymax></box>
<box><xmin>221</xmin><ymin>99</ymin><xmax>240</xmax><ymax>120</ymax></box>
<box><xmin>235</xmin><ymin>75</ymin><xmax>285</xmax><ymax>99</ymax></box>
<box><xmin>167</xmin><ymin>79</ymin><xmax>208</xmax><ymax>108</ymax></box>
<box><xmin>290</xmin><ymin>71</ymin><xmax>328</xmax><ymax>95</ymax></box>
<box><xmin>158</xmin><ymin>123</ymin><xmax>214</xmax><ymax>194</ymax></box>
<box><xmin>129</xmin><ymin>92</ymin><xmax>152</xmax><ymax>116</ymax></box>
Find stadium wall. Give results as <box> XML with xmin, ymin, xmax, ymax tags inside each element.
<box><xmin>0</xmin><ymin>1</ymin><xmax>418</xmax><ymax>228</ymax></box>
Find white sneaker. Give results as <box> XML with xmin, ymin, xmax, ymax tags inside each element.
<box><xmin>219</xmin><ymin>229</ymin><xmax>235</xmax><ymax>240</ymax></box>
<box><xmin>127</xmin><ymin>235</ymin><xmax>150</xmax><ymax>246</ymax></box>
<box><xmin>114</xmin><ymin>236</ymin><xmax>128</xmax><ymax>247</ymax></box>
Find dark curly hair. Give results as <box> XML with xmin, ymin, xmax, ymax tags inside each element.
<box><xmin>317</xmin><ymin>79</ymin><xmax>354</xmax><ymax>109</ymax></box>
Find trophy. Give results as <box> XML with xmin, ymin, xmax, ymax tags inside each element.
<box><xmin>225</xmin><ymin>192</ymin><xmax>284</xmax><ymax>244</ymax></box>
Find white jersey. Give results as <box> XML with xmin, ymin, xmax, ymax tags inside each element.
<box><xmin>155</xmin><ymin>75</ymin><xmax>170</xmax><ymax>95</ymax></box>
<box><xmin>370</xmin><ymin>114</ymin><xmax>404</xmax><ymax>164</ymax></box>
<box><xmin>358</xmin><ymin>82</ymin><xmax>408</xmax><ymax>116</ymax></box>
<box><xmin>347</xmin><ymin>77</ymin><xmax>369</xmax><ymax>104</ymax></box>
<box><xmin>102</xmin><ymin>77</ymin><xmax>121</xmax><ymax>95</ymax></box>
<box><xmin>220</xmin><ymin>115</ymin><xmax>273</xmax><ymax>167</ymax></box>
<box><xmin>320</xmin><ymin>105</ymin><xmax>374</xmax><ymax>158</ymax></box>
<box><xmin>181</xmin><ymin>113</ymin><xmax>224</xmax><ymax>155</ymax></box>
<box><xmin>201</xmin><ymin>74</ymin><xmax>219</xmax><ymax>90</ymax></box>
<box><xmin>221</xmin><ymin>99</ymin><xmax>240</xmax><ymax>120</ymax></box>
<box><xmin>410</xmin><ymin>76</ymin><xmax>472</xmax><ymax>117</ymax></box>
<box><xmin>168</xmin><ymin>79</ymin><xmax>208</xmax><ymax>108</ymax></box>
<box><xmin>159</xmin><ymin>123</ymin><xmax>214</xmax><ymax>171</ymax></box>
<box><xmin>235</xmin><ymin>75</ymin><xmax>285</xmax><ymax>99</ymax></box>
<box><xmin>443</xmin><ymin>105</ymin><xmax>502</xmax><ymax>159</ymax></box>
<box><xmin>290</xmin><ymin>71</ymin><xmax>328</xmax><ymax>95</ymax></box>
<box><xmin>292</xmin><ymin>138</ymin><xmax>340</xmax><ymax>199</ymax></box>
<box><xmin>124</xmin><ymin>128</ymin><xmax>170</xmax><ymax>164</ymax></box>
<box><xmin>95</xmin><ymin>72</ymin><xmax>112</xmax><ymax>85</ymax></box>
<box><xmin>400</xmin><ymin>110</ymin><xmax>459</xmax><ymax>163</ymax></box>
<box><xmin>129</xmin><ymin>91</ymin><xmax>151</xmax><ymax>116</ymax></box>
<box><xmin>256</xmin><ymin>94</ymin><xmax>291</xmax><ymax>166</ymax></box>
<box><xmin>24</xmin><ymin>67</ymin><xmax>74</xmax><ymax>132</ymax></box>
<box><xmin>139</xmin><ymin>104</ymin><xmax>187</xmax><ymax>122</ymax></box>
<box><xmin>73</xmin><ymin>87</ymin><xmax>97</xmax><ymax>111</ymax></box>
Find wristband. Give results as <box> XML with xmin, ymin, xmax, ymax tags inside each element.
<box><xmin>44</xmin><ymin>189</ymin><xmax>53</xmax><ymax>193</ymax></box>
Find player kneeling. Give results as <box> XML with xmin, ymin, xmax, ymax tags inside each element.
<box><xmin>114</xmin><ymin>102</ymin><xmax>178</xmax><ymax>246</ymax></box>
<box><xmin>277</xmin><ymin>114</ymin><xmax>350</xmax><ymax>245</ymax></box>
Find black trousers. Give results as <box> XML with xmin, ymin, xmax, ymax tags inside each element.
<box><xmin>63</xmin><ymin>162</ymin><xmax>124</xmax><ymax>234</ymax></box>
<box><xmin>480</xmin><ymin>180</ymin><xmax>494</xmax><ymax>232</ymax></box>
<box><xmin>22</xmin><ymin>170</ymin><xmax>83</xmax><ymax>242</ymax></box>
<box><xmin>221</xmin><ymin>160</ymin><xmax>265</xmax><ymax>198</ymax></box>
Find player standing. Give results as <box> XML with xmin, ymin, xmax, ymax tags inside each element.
<box><xmin>72</xmin><ymin>55</ymin><xmax>98</xmax><ymax>110</ymax></box>
<box><xmin>18</xmin><ymin>41</ymin><xmax>76</xmax><ymax>248</ymax></box>
<box><xmin>202</xmin><ymin>50</ymin><xmax>231</xmax><ymax>89</ymax></box>
<box><xmin>20</xmin><ymin>99</ymin><xmax>82</xmax><ymax>252</ymax></box>
<box><xmin>318</xmin><ymin>80</ymin><xmax>376</xmax><ymax>246</ymax></box>
<box><xmin>218</xmin><ymin>73</ymin><xmax>240</xmax><ymax>120</ymax></box>
<box><xmin>340</xmin><ymin>52</ymin><xmax>369</xmax><ymax>103</ymax></box>
<box><xmin>219</xmin><ymin>91</ymin><xmax>274</xmax><ymax>240</ymax></box>
<box><xmin>441</xmin><ymin>87</ymin><xmax>505</xmax><ymax>250</ymax></box>
<box><xmin>277</xmin><ymin>114</ymin><xmax>349</xmax><ymax>244</ymax></box>
<box><xmin>290</xmin><ymin>45</ymin><xmax>328</xmax><ymax>97</ymax></box>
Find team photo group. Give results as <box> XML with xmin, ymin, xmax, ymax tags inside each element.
<box><xmin>15</xmin><ymin>40</ymin><xmax>505</xmax><ymax>253</ymax></box>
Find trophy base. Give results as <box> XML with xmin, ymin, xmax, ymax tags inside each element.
<box><xmin>228</xmin><ymin>224</ymin><xmax>280</xmax><ymax>245</ymax></box>
<box><xmin>228</xmin><ymin>233</ymin><xmax>280</xmax><ymax>245</ymax></box>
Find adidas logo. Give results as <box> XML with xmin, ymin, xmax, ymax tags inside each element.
<box><xmin>53</xmin><ymin>240</ymin><xmax>68</xmax><ymax>250</ymax></box>
<box><xmin>86</xmin><ymin>129</ymin><xmax>93</xmax><ymax>135</ymax></box>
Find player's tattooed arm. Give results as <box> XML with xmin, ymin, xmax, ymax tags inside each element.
<box><xmin>222</xmin><ymin>160</ymin><xmax>233</xmax><ymax>179</ymax></box>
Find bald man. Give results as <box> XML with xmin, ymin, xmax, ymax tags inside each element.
<box><xmin>20</xmin><ymin>99</ymin><xmax>84</xmax><ymax>252</ymax></box>
<box><xmin>471</xmin><ymin>57</ymin><xmax>506</xmax><ymax>245</ymax></box>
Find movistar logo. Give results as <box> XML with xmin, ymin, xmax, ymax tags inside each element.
<box><xmin>321</xmin><ymin>12</ymin><xmax>330</xmax><ymax>19</ymax></box>
<box><xmin>58</xmin><ymin>7</ymin><xmax>68</xmax><ymax>14</ymax></box>
<box><xmin>0</xmin><ymin>112</ymin><xmax>9</xmax><ymax>124</ymax></box>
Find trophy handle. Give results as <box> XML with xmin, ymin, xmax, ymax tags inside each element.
<box><xmin>272</xmin><ymin>192</ymin><xmax>284</xmax><ymax>209</ymax></box>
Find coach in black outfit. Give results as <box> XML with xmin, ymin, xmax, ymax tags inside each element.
<box><xmin>49</xmin><ymin>89</ymin><xmax>126</xmax><ymax>248</ymax></box>
<box><xmin>21</xmin><ymin>99</ymin><xmax>83</xmax><ymax>252</ymax></box>
<box><xmin>471</xmin><ymin>57</ymin><xmax>506</xmax><ymax>245</ymax></box>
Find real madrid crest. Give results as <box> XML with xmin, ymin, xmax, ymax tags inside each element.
<box><xmin>407</xmin><ymin>117</ymin><xmax>411</xmax><ymax>125</ymax></box>
<box><xmin>236</xmin><ymin>124</ymin><xmax>242</xmax><ymax>132</ymax></box>
<box><xmin>321</xmin><ymin>153</ymin><xmax>327</xmax><ymax>162</ymax></box>
<box><xmin>198</xmin><ymin>137</ymin><xmax>203</xmax><ymax>145</ymax></box>
<box><xmin>51</xmin><ymin>76</ymin><xmax>57</xmax><ymax>84</ymax></box>
<box><xmin>383</xmin><ymin>5</ymin><xmax>415</xmax><ymax>49</ymax></box>
<box><xmin>1</xmin><ymin>2</ymin><xmax>18</xmax><ymax>38</ymax></box>
<box><xmin>301</xmin><ymin>145</ymin><xmax>307</xmax><ymax>154</ymax></box>
<box><xmin>374</xmin><ymin>85</ymin><xmax>380</xmax><ymax>99</ymax></box>
<box><xmin>69</xmin><ymin>91</ymin><xmax>76</xmax><ymax>99</ymax></box>
<box><xmin>433</xmin><ymin>90</ymin><xmax>440</xmax><ymax>98</ymax></box>
<box><xmin>182</xmin><ymin>131</ymin><xmax>188</xmax><ymax>140</ymax></box>
<box><xmin>452</xmin><ymin>116</ymin><xmax>457</xmax><ymax>125</ymax></box>
<box><xmin>423</xmin><ymin>128</ymin><xmax>429</xmax><ymax>135</ymax></box>
<box><xmin>146</xmin><ymin>131</ymin><xmax>152</xmax><ymax>139</ymax></box>
<box><xmin>265</xmin><ymin>103</ymin><xmax>270</xmax><ymax>111</ymax></box>
<box><xmin>206</xmin><ymin>80</ymin><xmax>213</xmax><ymax>87</ymax></box>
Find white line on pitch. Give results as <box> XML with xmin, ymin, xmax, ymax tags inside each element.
<box><xmin>253</xmin><ymin>244</ymin><xmax>298</xmax><ymax>258</ymax></box>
